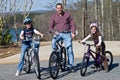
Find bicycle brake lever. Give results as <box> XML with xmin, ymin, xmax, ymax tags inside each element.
<box><xmin>82</xmin><ymin>42</ymin><xmax>86</xmax><ymax>45</ymax></box>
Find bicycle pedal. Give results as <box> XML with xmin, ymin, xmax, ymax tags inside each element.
<box><xmin>90</xmin><ymin>66</ymin><xmax>96</xmax><ymax>69</ymax></box>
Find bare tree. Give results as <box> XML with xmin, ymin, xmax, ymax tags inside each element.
<box><xmin>95</xmin><ymin>0</ymin><xmax>98</xmax><ymax>22</ymax></box>
<box><xmin>23</xmin><ymin>0</ymin><xmax>33</xmax><ymax>18</ymax></box>
<box><xmin>0</xmin><ymin>0</ymin><xmax>33</xmax><ymax>43</ymax></box>
<box><xmin>62</xmin><ymin>0</ymin><xmax>67</xmax><ymax>11</ymax></box>
<box><xmin>82</xmin><ymin>0</ymin><xmax>87</xmax><ymax>38</ymax></box>
<box><xmin>109</xmin><ymin>0</ymin><xmax>114</xmax><ymax>40</ymax></box>
<box><xmin>117</xmin><ymin>0</ymin><xmax>120</xmax><ymax>40</ymax></box>
<box><xmin>0</xmin><ymin>0</ymin><xmax>8</xmax><ymax>29</ymax></box>
<box><xmin>100</xmin><ymin>0</ymin><xmax>104</xmax><ymax>36</ymax></box>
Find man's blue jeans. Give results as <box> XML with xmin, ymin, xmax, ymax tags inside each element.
<box><xmin>17</xmin><ymin>41</ymin><xmax>40</xmax><ymax>72</ymax></box>
<box><xmin>52</xmin><ymin>32</ymin><xmax>74</xmax><ymax>67</ymax></box>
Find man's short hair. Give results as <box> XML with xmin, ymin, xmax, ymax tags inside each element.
<box><xmin>56</xmin><ymin>3</ymin><xmax>63</xmax><ymax>8</ymax></box>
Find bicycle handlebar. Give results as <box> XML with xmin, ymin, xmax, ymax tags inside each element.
<box><xmin>22</xmin><ymin>36</ymin><xmax>41</xmax><ymax>42</ymax></box>
<box><xmin>79</xmin><ymin>42</ymin><xmax>95</xmax><ymax>47</ymax></box>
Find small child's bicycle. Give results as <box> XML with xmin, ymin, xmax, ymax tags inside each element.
<box><xmin>79</xmin><ymin>42</ymin><xmax>113</xmax><ymax>76</ymax></box>
<box><xmin>23</xmin><ymin>36</ymin><xmax>41</xmax><ymax>79</ymax></box>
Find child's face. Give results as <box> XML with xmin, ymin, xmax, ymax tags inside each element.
<box><xmin>25</xmin><ymin>24</ymin><xmax>31</xmax><ymax>29</ymax></box>
<box><xmin>91</xmin><ymin>26</ymin><xmax>97</xmax><ymax>34</ymax></box>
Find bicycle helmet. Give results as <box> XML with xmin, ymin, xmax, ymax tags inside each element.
<box><xmin>90</xmin><ymin>23</ymin><xmax>97</xmax><ymax>29</ymax></box>
<box><xmin>23</xmin><ymin>18</ymin><xmax>32</xmax><ymax>24</ymax></box>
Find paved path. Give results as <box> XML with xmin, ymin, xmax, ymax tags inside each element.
<box><xmin>0</xmin><ymin>56</ymin><xmax>120</xmax><ymax>80</ymax></box>
<box><xmin>0</xmin><ymin>41</ymin><xmax>120</xmax><ymax>64</ymax></box>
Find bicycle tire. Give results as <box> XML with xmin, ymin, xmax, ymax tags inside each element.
<box><xmin>34</xmin><ymin>51</ymin><xmax>41</xmax><ymax>79</ymax></box>
<box><xmin>80</xmin><ymin>54</ymin><xmax>89</xmax><ymax>76</ymax></box>
<box><xmin>23</xmin><ymin>49</ymin><xmax>31</xmax><ymax>73</ymax></box>
<box><xmin>105</xmin><ymin>51</ymin><xmax>113</xmax><ymax>68</ymax></box>
<box><xmin>60</xmin><ymin>47</ymin><xmax>67</xmax><ymax>71</ymax></box>
<box><xmin>49</xmin><ymin>51</ymin><xmax>59</xmax><ymax>79</ymax></box>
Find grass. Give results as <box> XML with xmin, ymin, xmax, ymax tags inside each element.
<box><xmin>0</xmin><ymin>41</ymin><xmax>51</xmax><ymax>59</ymax></box>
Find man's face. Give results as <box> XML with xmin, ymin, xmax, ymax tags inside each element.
<box><xmin>56</xmin><ymin>5</ymin><xmax>63</xmax><ymax>14</ymax></box>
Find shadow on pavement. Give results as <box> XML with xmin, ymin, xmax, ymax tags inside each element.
<box><xmin>109</xmin><ymin>63</ymin><xmax>119</xmax><ymax>72</ymax></box>
<box><xmin>39</xmin><ymin>67</ymin><xmax>51</xmax><ymax>80</ymax></box>
<box><xmin>20</xmin><ymin>67</ymin><xmax>51</xmax><ymax>80</ymax></box>
<box><xmin>75</xmin><ymin>61</ymin><xmax>97</xmax><ymax>77</ymax></box>
<box><xmin>75</xmin><ymin>61</ymin><xmax>119</xmax><ymax>77</ymax></box>
<box><xmin>23</xmin><ymin>62</ymin><xmax>119</xmax><ymax>79</ymax></box>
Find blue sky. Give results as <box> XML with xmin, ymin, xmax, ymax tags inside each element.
<box><xmin>2</xmin><ymin>0</ymin><xmax>83</xmax><ymax>12</ymax></box>
<box><xmin>30</xmin><ymin>0</ymin><xmax>78</xmax><ymax>11</ymax></box>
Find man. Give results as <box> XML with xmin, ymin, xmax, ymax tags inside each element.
<box><xmin>49</xmin><ymin>3</ymin><xmax>76</xmax><ymax>72</ymax></box>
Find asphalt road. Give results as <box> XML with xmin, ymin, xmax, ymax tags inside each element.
<box><xmin>0</xmin><ymin>56</ymin><xmax>120</xmax><ymax>80</ymax></box>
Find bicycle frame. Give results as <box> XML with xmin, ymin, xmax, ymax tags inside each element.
<box><xmin>29</xmin><ymin>41</ymin><xmax>40</xmax><ymax>63</ymax></box>
<box><xmin>84</xmin><ymin>43</ymin><xmax>99</xmax><ymax>61</ymax></box>
<box><xmin>56</xmin><ymin>41</ymin><xmax>64</xmax><ymax>50</ymax></box>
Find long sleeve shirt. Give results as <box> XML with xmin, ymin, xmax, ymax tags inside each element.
<box><xmin>81</xmin><ymin>34</ymin><xmax>102</xmax><ymax>46</ymax></box>
<box><xmin>49</xmin><ymin>11</ymin><xmax>76</xmax><ymax>34</ymax></box>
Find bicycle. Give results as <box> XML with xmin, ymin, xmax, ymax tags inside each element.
<box><xmin>79</xmin><ymin>42</ymin><xmax>113</xmax><ymax>76</ymax></box>
<box><xmin>49</xmin><ymin>41</ymin><xmax>67</xmax><ymax>79</ymax></box>
<box><xmin>22</xmin><ymin>36</ymin><xmax>41</xmax><ymax>79</ymax></box>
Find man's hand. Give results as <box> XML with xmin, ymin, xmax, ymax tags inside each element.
<box><xmin>71</xmin><ymin>33</ymin><xmax>75</xmax><ymax>39</ymax></box>
<box><xmin>55</xmin><ymin>31</ymin><xmax>59</xmax><ymax>36</ymax></box>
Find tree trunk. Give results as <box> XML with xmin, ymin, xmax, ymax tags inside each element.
<box><xmin>62</xmin><ymin>0</ymin><xmax>67</xmax><ymax>11</ymax></box>
<box><xmin>109</xmin><ymin>0</ymin><xmax>113</xmax><ymax>40</ymax></box>
<box><xmin>100</xmin><ymin>0</ymin><xmax>104</xmax><ymax>36</ymax></box>
<box><xmin>117</xmin><ymin>0</ymin><xmax>120</xmax><ymax>40</ymax></box>
<box><xmin>82</xmin><ymin>0</ymin><xmax>87</xmax><ymax>38</ymax></box>
<box><xmin>95</xmin><ymin>0</ymin><xmax>102</xmax><ymax>35</ymax></box>
<box><xmin>95</xmin><ymin>0</ymin><xmax>98</xmax><ymax>22</ymax></box>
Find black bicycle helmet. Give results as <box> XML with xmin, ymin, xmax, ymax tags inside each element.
<box><xmin>23</xmin><ymin>18</ymin><xmax>32</xmax><ymax>24</ymax></box>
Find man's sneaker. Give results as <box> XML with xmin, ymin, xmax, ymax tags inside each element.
<box><xmin>15</xmin><ymin>70</ymin><xmax>20</xmax><ymax>76</ymax></box>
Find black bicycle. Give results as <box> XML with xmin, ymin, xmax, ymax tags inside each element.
<box><xmin>23</xmin><ymin>36</ymin><xmax>41</xmax><ymax>79</ymax></box>
<box><xmin>80</xmin><ymin>42</ymin><xmax>113</xmax><ymax>76</ymax></box>
<box><xmin>49</xmin><ymin>41</ymin><xmax>67</xmax><ymax>79</ymax></box>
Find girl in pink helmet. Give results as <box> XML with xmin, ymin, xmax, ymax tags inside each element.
<box><xmin>81</xmin><ymin>23</ymin><xmax>108</xmax><ymax>72</ymax></box>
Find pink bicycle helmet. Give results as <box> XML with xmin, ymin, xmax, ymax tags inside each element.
<box><xmin>90</xmin><ymin>23</ymin><xmax>98</xmax><ymax>28</ymax></box>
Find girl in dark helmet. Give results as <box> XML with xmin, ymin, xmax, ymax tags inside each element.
<box><xmin>15</xmin><ymin>18</ymin><xmax>44</xmax><ymax>76</ymax></box>
<box><xmin>81</xmin><ymin>23</ymin><xmax>108</xmax><ymax>72</ymax></box>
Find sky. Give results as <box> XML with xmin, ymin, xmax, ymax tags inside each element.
<box><xmin>1</xmin><ymin>0</ymin><xmax>78</xmax><ymax>12</ymax></box>
<box><xmin>30</xmin><ymin>0</ymin><xmax>78</xmax><ymax>11</ymax></box>
<box><xmin>1</xmin><ymin>0</ymin><xmax>95</xmax><ymax>12</ymax></box>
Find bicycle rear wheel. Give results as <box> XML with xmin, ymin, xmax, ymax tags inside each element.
<box><xmin>49</xmin><ymin>51</ymin><xmax>59</xmax><ymax>79</ymax></box>
<box><xmin>60</xmin><ymin>47</ymin><xmax>67</xmax><ymax>71</ymax></box>
<box><xmin>33</xmin><ymin>51</ymin><xmax>41</xmax><ymax>79</ymax></box>
<box><xmin>80</xmin><ymin>53</ymin><xmax>89</xmax><ymax>76</ymax></box>
<box><xmin>105</xmin><ymin>51</ymin><xmax>113</xmax><ymax>68</ymax></box>
<box><xmin>23</xmin><ymin>50</ymin><xmax>31</xmax><ymax>73</ymax></box>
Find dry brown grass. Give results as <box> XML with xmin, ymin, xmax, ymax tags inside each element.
<box><xmin>0</xmin><ymin>46</ymin><xmax>20</xmax><ymax>59</ymax></box>
<box><xmin>0</xmin><ymin>41</ymin><xmax>51</xmax><ymax>59</ymax></box>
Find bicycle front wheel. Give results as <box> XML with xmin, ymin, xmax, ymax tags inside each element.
<box><xmin>80</xmin><ymin>54</ymin><xmax>89</xmax><ymax>76</ymax></box>
<box><xmin>33</xmin><ymin>51</ymin><xmax>41</xmax><ymax>79</ymax></box>
<box><xmin>60</xmin><ymin>47</ymin><xmax>67</xmax><ymax>71</ymax></box>
<box><xmin>49</xmin><ymin>51</ymin><xmax>59</xmax><ymax>79</ymax></box>
<box><xmin>23</xmin><ymin>50</ymin><xmax>31</xmax><ymax>73</ymax></box>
